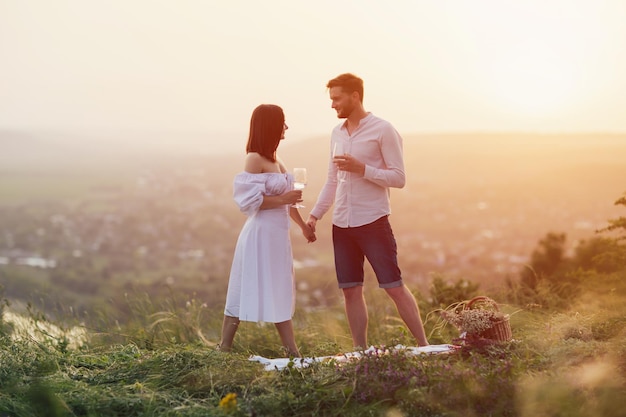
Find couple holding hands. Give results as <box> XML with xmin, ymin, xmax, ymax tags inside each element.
<box><xmin>218</xmin><ymin>73</ymin><xmax>429</xmax><ymax>357</ymax></box>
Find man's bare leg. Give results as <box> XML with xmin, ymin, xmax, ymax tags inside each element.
<box><xmin>342</xmin><ymin>286</ymin><xmax>368</xmax><ymax>349</ymax></box>
<box><xmin>385</xmin><ymin>285</ymin><xmax>429</xmax><ymax>346</ymax></box>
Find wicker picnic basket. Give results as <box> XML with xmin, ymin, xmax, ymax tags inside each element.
<box><xmin>465</xmin><ymin>296</ymin><xmax>512</xmax><ymax>342</ymax></box>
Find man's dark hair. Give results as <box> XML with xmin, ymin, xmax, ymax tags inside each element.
<box><xmin>327</xmin><ymin>73</ymin><xmax>364</xmax><ymax>103</ymax></box>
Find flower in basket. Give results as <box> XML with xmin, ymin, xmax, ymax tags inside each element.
<box><xmin>428</xmin><ymin>296</ymin><xmax>514</xmax><ymax>344</ymax></box>
<box><xmin>440</xmin><ymin>307</ymin><xmax>507</xmax><ymax>337</ymax></box>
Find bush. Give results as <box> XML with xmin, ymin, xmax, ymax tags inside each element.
<box><xmin>574</xmin><ymin>237</ymin><xmax>626</xmax><ymax>273</ymax></box>
<box><xmin>427</xmin><ymin>274</ymin><xmax>480</xmax><ymax>309</ymax></box>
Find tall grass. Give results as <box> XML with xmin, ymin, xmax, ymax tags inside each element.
<box><xmin>1</xmin><ymin>270</ymin><xmax>625</xmax><ymax>417</ymax></box>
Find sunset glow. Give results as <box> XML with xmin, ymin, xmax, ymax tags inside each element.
<box><xmin>489</xmin><ymin>41</ymin><xmax>578</xmax><ymax>116</ymax></box>
<box><xmin>1</xmin><ymin>0</ymin><xmax>625</xmax><ymax>151</ymax></box>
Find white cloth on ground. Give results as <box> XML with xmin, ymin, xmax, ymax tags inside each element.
<box><xmin>249</xmin><ymin>344</ymin><xmax>458</xmax><ymax>371</ymax></box>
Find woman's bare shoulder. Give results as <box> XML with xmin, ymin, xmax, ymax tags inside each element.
<box><xmin>275</xmin><ymin>155</ymin><xmax>287</xmax><ymax>173</ymax></box>
<box><xmin>244</xmin><ymin>152</ymin><xmax>265</xmax><ymax>173</ymax></box>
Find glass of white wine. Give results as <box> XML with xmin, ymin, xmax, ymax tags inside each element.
<box><xmin>333</xmin><ymin>142</ymin><xmax>347</xmax><ymax>182</ymax></box>
<box><xmin>292</xmin><ymin>167</ymin><xmax>307</xmax><ymax>208</ymax></box>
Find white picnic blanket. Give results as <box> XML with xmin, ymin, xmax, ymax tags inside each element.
<box><xmin>249</xmin><ymin>344</ymin><xmax>457</xmax><ymax>371</ymax></box>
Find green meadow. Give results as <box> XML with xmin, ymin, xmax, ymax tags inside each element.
<box><xmin>1</xmin><ymin>261</ymin><xmax>625</xmax><ymax>416</ymax></box>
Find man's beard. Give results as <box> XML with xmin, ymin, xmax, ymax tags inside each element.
<box><xmin>336</xmin><ymin>104</ymin><xmax>354</xmax><ymax>119</ymax></box>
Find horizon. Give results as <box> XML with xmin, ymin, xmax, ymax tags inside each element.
<box><xmin>2</xmin><ymin>128</ymin><xmax>626</xmax><ymax>160</ymax></box>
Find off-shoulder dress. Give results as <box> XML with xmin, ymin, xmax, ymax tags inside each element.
<box><xmin>223</xmin><ymin>172</ymin><xmax>296</xmax><ymax>323</ymax></box>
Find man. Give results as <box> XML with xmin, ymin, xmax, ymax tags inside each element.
<box><xmin>307</xmin><ymin>73</ymin><xmax>429</xmax><ymax>348</ymax></box>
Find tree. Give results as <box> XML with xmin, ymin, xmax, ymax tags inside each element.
<box><xmin>597</xmin><ymin>193</ymin><xmax>626</xmax><ymax>241</ymax></box>
<box><xmin>592</xmin><ymin>192</ymin><xmax>626</xmax><ymax>269</ymax></box>
<box><xmin>521</xmin><ymin>232</ymin><xmax>567</xmax><ymax>290</ymax></box>
<box><xmin>573</xmin><ymin>237</ymin><xmax>625</xmax><ymax>273</ymax></box>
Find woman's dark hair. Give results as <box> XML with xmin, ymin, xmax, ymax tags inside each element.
<box><xmin>326</xmin><ymin>73</ymin><xmax>364</xmax><ymax>103</ymax></box>
<box><xmin>246</xmin><ymin>104</ymin><xmax>285</xmax><ymax>162</ymax></box>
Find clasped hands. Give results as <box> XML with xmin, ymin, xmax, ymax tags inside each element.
<box><xmin>283</xmin><ymin>190</ymin><xmax>316</xmax><ymax>243</ymax></box>
<box><xmin>301</xmin><ymin>223</ymin><xmax>316</xmax><ymax>243</ymax></box>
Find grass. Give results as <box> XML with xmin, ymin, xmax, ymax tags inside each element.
<box><xmin>1</xmin><ymin>271</ymin><xmax>625</xmax><ymax>417</ymax></box>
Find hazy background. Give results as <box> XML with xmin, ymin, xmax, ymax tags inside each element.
<box><xmin>1</xmin><ymin>1</ymin><xmax>626</xmax><ymax>304</ymax></box>
<box><xmin>2</xmin><ymin>0</ymin><xmax>626</xmax><ymax>156</ymax></box>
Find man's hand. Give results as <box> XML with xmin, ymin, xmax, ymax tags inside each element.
<box><xmin>306</xmin><ymin>215</ymin><xmax>318</xmax><ymax>233</ymax></box>
<box><xmin>334</xmin><ymin>153</ymin><xmax>365</xmax><ymax>176</ymax></box>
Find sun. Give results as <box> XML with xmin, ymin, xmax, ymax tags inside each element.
<box><xmin>488</xmin><ymin>41</ymin><xmax>577</xmax><ymax>117</ymax></box>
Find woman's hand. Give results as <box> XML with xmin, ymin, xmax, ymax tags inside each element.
<box><xmin>282</xmin><ymin>189</ymin><xmax>303</xmax><ymax>205</ymax></box>
<box><xmin>301</xmin><ymin>223</ymin><xmax>316</xmax><ymax>243</ymax></box>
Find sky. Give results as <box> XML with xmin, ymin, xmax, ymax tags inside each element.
<box><xmin>1</xmin><ymin>0</ymin><xmax>626</xmax><ymax>151</ymax></box>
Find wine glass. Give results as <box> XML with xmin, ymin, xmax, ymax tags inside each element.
<box><xmin>292</xmin><ymin>167</ymin><xmax>307</xmax><ymax>208</ymax></box>
<box><xmin>333</xmin><ymin>142</ymin><xmax>347</xmax><ymax>182</ymax></box>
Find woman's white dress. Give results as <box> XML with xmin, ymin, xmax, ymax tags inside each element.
<box><xmin>224</xmin><ymin>172</ymin><xmax>295</xmax><ymax>323</ymax></box>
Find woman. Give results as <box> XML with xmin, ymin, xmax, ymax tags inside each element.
<box><xmin>218</xmin><ymin>104</ymin><xmax>316</xmax><ymax>357</ymax></box>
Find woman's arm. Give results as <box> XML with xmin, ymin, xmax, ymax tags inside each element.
<box><xmin>290</xmin><ymin>207</ymin><xmax>317</xmax><ymax>243</ymax></box>
<box><xmin>244</xmin><ymin>153</ymin><xmax>302</xmax><ymax>209</ymax></box>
